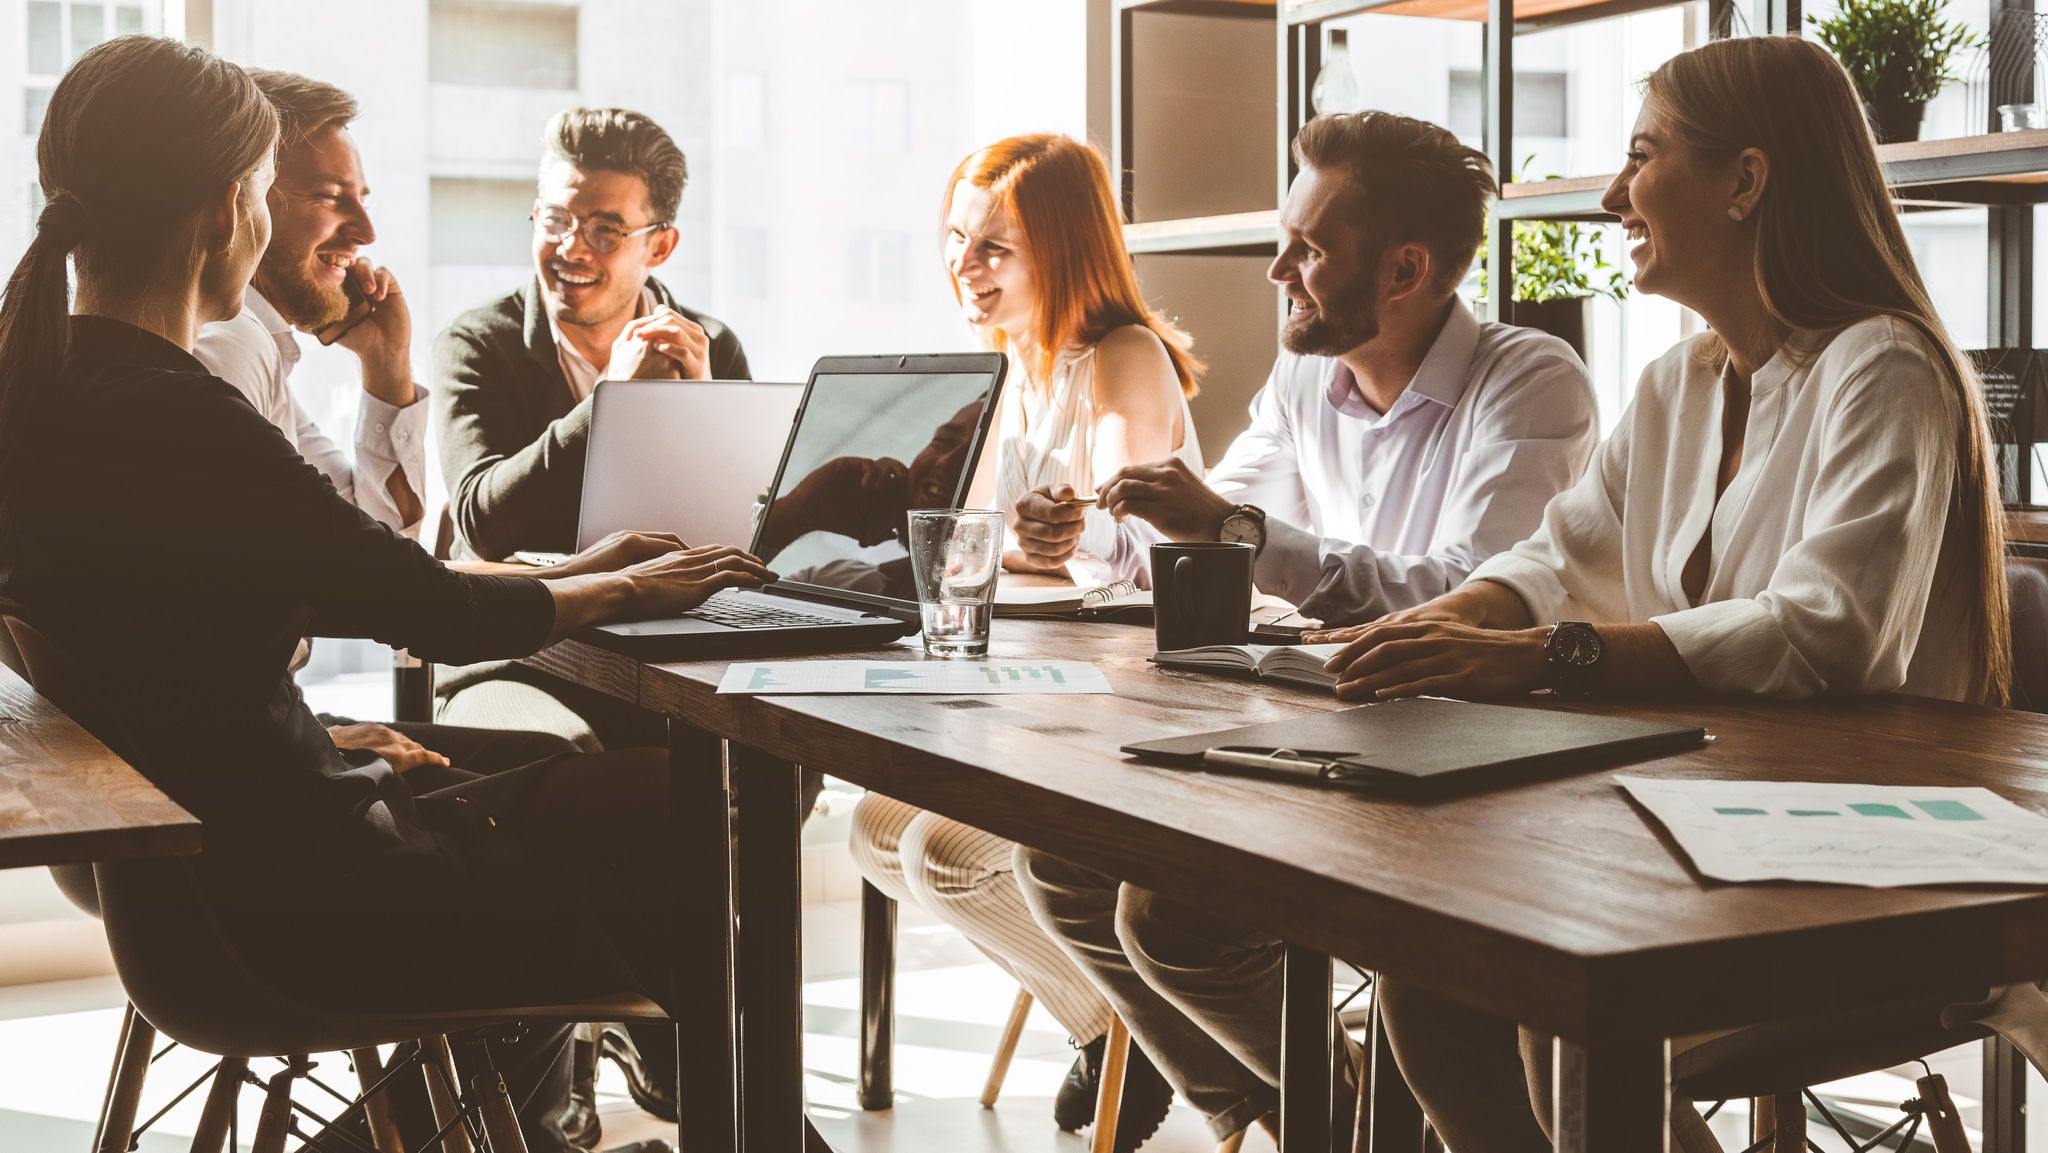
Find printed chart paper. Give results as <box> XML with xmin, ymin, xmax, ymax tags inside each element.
<box><xmin>717</xmin><ymin>660</ymin><xmax>1113</xmax><ymax>695</ymax></box>
<box><xmin>1618</xmin><ymin>776</ymin><xmax>2048</xmax><ymax>887</ymax></box>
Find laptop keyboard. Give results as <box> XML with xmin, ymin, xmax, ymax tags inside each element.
<box><xmin>695</xmin><ymin>592</ymin><xmax>851</xmax><ymax>630</ymax></box>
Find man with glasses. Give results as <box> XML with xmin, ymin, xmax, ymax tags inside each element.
<box><xmin>434</xmin><ymin>105</ymin><xmax>748</xmax><ymax>567</ymax></box>
<box><xmin>430</xmin><ymin>106</ymin><xmax>748</xmax><ymax>1145</ymax></box>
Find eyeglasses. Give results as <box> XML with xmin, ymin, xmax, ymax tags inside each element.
<box><xmin>531</xmin><ymin>204</ymin><xmax>669</xmax><ymax>255</ymax></box>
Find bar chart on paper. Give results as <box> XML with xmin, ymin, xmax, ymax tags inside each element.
<box><xmin>1618</xmin><ymin>777</ymin><xmax>2048</xmax><ymax>886</ymax></box>
<box><xmin>717</xmin><ymin>660</ymin><xmax>1113</xmax><ymax>695</ymax></box>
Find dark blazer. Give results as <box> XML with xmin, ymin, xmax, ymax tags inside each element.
<box><xmin>0</xmin><ymin>317</ymin><xmax>554</xmax><ymax>911</ymax></box>
<box><xmin>430</xmin><ymin>276</ymin><xmax>750</xmax><ymax>561</ymax></box>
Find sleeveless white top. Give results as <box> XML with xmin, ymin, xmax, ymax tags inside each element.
<box><xmin>991</xmin><ymin>343</ymin><xmax>1203</xmax><ymax>582</ymax></box>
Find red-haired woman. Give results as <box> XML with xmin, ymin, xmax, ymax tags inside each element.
<box><xmin>952</xmin><ymin>133</ymin><xmax>1204</xmax><ymax>582</ymax></box>
<box><xmin>848</xmin><ymin>135</ymin><xmax>1199</xmax><ymax>1145</ymax></box>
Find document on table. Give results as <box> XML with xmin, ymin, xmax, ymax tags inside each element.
<box><xmin>1619</xmin><ymin>776</ymin><xmax>2048</xmax><ymax>887</ymax></box>
<box><xmin>717</xmin><ymin>660</ymin><xmax>1113</xmax><ymax>695</ymax></box>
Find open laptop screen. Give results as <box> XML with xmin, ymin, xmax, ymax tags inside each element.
<box><xmin>753</xmin><ymin>366</ymin><xmax>999</xmax><ymax>607</ymax></box>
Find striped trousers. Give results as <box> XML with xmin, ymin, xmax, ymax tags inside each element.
<box><xmin>849</xmin><ymin>793</ymin><xmax>1115</xmax><ymax>1044</ymax></box>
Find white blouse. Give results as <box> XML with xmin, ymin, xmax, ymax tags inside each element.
<box><xmin>1470</xmin><ymin>316</ymin><xmax>1977</xmax><ymax>702</ymax></box>
<box><xmin>988</xmin><ymin>342</ymin><xmax>1203</xmax><ymax>581</ymax></box>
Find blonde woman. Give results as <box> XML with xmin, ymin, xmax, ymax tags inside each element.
<box><xmin>849</xmin><ymin>134</ymin><xmax>1201</xmax><ymax>1145</ymax></box>
<box><xmin>1331</xmin><ymin>36</ymin><xmax>2009</xmax><ymax>1150</ymax></box>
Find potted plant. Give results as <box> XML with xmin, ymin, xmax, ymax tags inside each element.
<box><xmin>1809</xmin><ymin>0</ymin><xmax>1982</xmax><ymax>144</ymax></box>
<box><xmin>1478</xmin><ymin>166</ymin><xmax>1629</xmax><ymax>361</ymax></box>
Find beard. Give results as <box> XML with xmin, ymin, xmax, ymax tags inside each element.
<box><xmin>1281</xmin><ymin>280</ymin><xmax>1379</xmax><ymax>357</ymax></box>
<box><xmin>254</xmin><ymin>258</ymin><xmax>349</xmax><ymax>330</ymax></box>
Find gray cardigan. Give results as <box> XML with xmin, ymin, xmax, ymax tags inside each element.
<box><xmin>429</xmin><ymin>276</ymin><xmax>750</xmax><ymax>561</ymax></box>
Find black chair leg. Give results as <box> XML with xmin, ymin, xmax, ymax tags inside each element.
<box><xmin>858</xmin><ymin>880</ymin><xmax>896</xmax><ymax>1111</ymax></box>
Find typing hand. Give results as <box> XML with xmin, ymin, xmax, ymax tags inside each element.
<box><xmin>1006</xmin><ymin>485</ymin><xmax>1087</xmax><ymax>573</ymax></box>
<box><xmin>620</xmin><ymin>545</ymin><xmax>777</xmax><ymax>618</ymax></box>
<box><xmin>1098</xmin><ymin>458</ymin><xmax>1233</xmax><ymax>542</ymax></box>
<box><xmin>1321</xmin><ymin>621</ymin><xmax>1549</xmax><ymax>703</ymax></box>
<box><xmin>540</xmin><ymin>531</ymin><xmax>689</xmax><ymax>579</ymax></box>
<box><xmin>326</xmin><ymin>722</ymin><xmax>450</xmax><ymax>775</ymax></box>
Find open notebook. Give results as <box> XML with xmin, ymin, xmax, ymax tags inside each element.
<box><xmin>995</xmin><ymin>579</ymin><xmax>1151</xmax><ymax>620</ymax></box>
<box><xmin>1151</xmin><ymin>643</ymin><xmax>1349</xmax><ymax>691</ymax></box>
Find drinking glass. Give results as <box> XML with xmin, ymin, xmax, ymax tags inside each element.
<box><xmin>906</xmin><ymin>509</ymin><xmax>1003</xmax><ymax>658</ymax></box>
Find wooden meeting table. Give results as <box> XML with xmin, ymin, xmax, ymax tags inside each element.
<box><xmin>523</xmin><ymin>618</ymin><xmax>2048</xmax><ymax>1153</ymax></box>
<box><xmin>0</xmin><ymin>662</ymin><xmax>198</xmax><ymax>872</ymax></box>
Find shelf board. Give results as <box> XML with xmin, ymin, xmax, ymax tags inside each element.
<box><xmin>1119</xmin><ymin>0</ymin><xmax>1276</xmax><ymax>16</ymax></box>
<box><xmin>1286</xmin><ymin>0</ymin><xmax>1681</xmax><ymax>29</ymax></box>
<box><xmin>1124</xmin><ymin>210</ymin><xmax>1282</xmax><ymax>255</ymax></box>
<box><xmin>1501</xmin><ymin>131</ymin><xmax>2048</xmax><ymax>221</ymax></box>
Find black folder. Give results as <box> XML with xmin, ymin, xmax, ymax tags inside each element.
<box><xmin>1124</xmin><ymin>697</ymin><xmax>1707</xmax><ymax>792</ymax></box>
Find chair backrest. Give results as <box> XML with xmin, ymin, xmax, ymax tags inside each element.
<box><xmin>2008</xmin><ymin>554</ymin><xmax>2048</xmax><ymax>713</ymax></box>
<box><xmin>0</xmin><ymin>606</ymin><xmax>426</xmax><ymax>1056</ymax></box>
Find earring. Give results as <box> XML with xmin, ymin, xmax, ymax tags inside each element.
<box><xmin>1728</xmin><ymin>207</ymin><xmax>1744</xmax><ymax>222</ymax></box>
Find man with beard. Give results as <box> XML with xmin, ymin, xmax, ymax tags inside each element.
<box><xmin>1006</xmin><ymin>112</ymin><xmax>1599</xmax><ymax>1146</ymax></box>
<box><xmin>194</xmin><ymin>70</ymin><xmax>426</xmax><ymax>538</ymax></box>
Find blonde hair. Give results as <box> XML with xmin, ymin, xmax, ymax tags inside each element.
<box><xmin>942</xmin><ymin>134</ymin><xmax>1199</xmax><ymax>395</ymax></box>
<box><xmin>1646</xmin><ymin>35</ymin><xmax>2009</xmax><ymax>704</ymax></box>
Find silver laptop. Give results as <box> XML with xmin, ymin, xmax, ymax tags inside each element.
<box><xmin>577</xmin><ymin>352</ymin><xmax>1008</xmax><ymax>660</ymax></box>
<box><xmin>577</xmin><ymin>379</ymin><xmax>804</xmax><ymax>552</ymax></box>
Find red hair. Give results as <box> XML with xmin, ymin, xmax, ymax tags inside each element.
<box><xmin>942</xmin><ymin>134</ymin><xmax>1199</xmax><ymax>396</ymax></box>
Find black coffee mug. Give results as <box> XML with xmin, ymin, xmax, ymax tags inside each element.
<box><xmin>1152</xmin><ymin>541</ymin><xmax>1255</xmax><ymax>651</ymax></box>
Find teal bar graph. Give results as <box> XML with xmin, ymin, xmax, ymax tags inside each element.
<box><xmin>1912</xmin><ymin>800</ymin><xmax>1986</xmax><ymax>821</ymax></box>
<box><xmin>1849</xmin><ymin>803</ymin><xmax>1911</xmax><ymax>818</ymax></box>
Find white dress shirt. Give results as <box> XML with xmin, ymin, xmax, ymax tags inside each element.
<box><xmin>1471</xmin><ymin>316</ymin><xmax>1975</xmax><ymax>702</ymax></box>
<box><xmin>1206</xmin><ymin>301</ymin><xmax>1598</xmax><ymax>626</ymax></box>
<box><xmin>193</xmin><ymin>288</ymin><xmax>427</xmax><ymax>537</ymax></box>
<box><xmin>989</xmin><ymin>343</ymin><xmax>1204</xmax><ymax>583</ymax></box>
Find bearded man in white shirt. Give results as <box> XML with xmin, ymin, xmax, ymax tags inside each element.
<box><xmin>1010</xmin><ymin>111</ymin><xmax>1600</xmax><ymax>1145</ymax></box>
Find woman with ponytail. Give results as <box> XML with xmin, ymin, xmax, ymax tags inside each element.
<box><xmin>1323</xmin><ymin>35</ymin><xmax>2010</xmax><ymax>1151</ymax></box>
<box><xmin>0</xmin><ymin>34</ymin><xmax>771</xmax><ymax>1099</ymax></box>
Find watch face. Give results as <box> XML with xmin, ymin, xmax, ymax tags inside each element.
<box><xmin>1555</xmin><ymin>624</ymin><xmax>1603</xmax><ymax>667</ymax></box>
<box><xmin>1220</xmin><ymin>516</ymin><xmax>1259</xmax><ymax>546</ymax></box>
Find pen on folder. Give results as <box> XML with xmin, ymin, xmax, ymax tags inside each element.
<box><xmin>1202</xmin><ymin>747</ymin><xmax>1347</xmax><ymax>780</ymax></box>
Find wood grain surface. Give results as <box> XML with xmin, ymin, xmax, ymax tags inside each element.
<box><xmin>524</xmin><ymin>621</ymin><xmax>2048</xmax><ymax>1045</ymax></box>
<box><xmin>0</xmin><ymin>663</ymin><xmax>198</xmax><ymax>871</ymax></box>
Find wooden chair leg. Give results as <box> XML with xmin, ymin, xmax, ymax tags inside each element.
<box><xmin>1089</xmin><ymin>1016</ymin><xmax>1132</xmax><ymax>1153</ymax></box>
<box><xmin>249</xmin><ymin>1058</ymin><xmax>303</xmax><ymax>1153</ymax></box>
<box><xmin>1754</xmin><ymin>1091</ymin><xmax>1804</xmax><ymax>1153</ymax></box>
<box><xmin>473</xmin><ymin>1069</ymin><xmax>530</xmax><ymax>1153</ymax></box>
<box><xmin>188</xmin><ymin>1057</ymin><xmax>249</xmax><ymax>1153</ymax></box>
<box><xmin>981</xmin><ymin>988</ymin><xmax>1036</xmax><ymax>1108</ymax></box>
<box><xmin>1216</xmin><ymin>1128</ymin><xmax>1247</xmax><ymax>1153</ymax></box>
<box><xmin>93</xmin><ymin>1003</ymin><xmax>156</xmax><ymax>1153</ymax></box>
<box><xmin>421</xmin><ymin>1035</ymin><xmax>477</xmax><ymax>1153</ymax></box>
<box><xmin>352</xmin><ymin>1046</ymin><xmax>407</xmax><ymax>1153</ymax></box>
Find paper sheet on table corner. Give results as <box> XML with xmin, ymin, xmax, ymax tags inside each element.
<box><xmin>1617</xmin><ymin>775</ymin><xmax>2048</xmax><ymax>887</ymax></box>
<box><xmin>716</xmin><ymin>659</ymin><xmax>1113</xmax><ymax>695</ymax></box>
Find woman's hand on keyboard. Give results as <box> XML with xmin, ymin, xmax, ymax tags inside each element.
<box><xmin>543</xmin><ymin>545</ymin><xmax>777</xmax><ymax>643</ymax></box>
<box><xmin>539</xmin><ymin>530</ymin><xmax>689</xmax><ymax>580</ymax></box>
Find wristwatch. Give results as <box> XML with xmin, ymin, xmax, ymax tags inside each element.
<box><xmin>1544</xmin><ymin>621</ymin><xmax>1604</xmax><ymax>697</ymax></box>
<box><xmin>1218</xmin><ymin>504</ymin><xmax>1268</xmax><ymax>556</ymax></box>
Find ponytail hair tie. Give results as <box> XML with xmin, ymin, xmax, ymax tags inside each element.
<box><xmin>35</xmin><ymin>191</ymin><xmax>87</xmax><ymax>249</ymax></box>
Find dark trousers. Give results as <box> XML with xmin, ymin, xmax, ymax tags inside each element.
<box><xmin>313</xmin><ymin>718</ymin><xmax>620</xmax><ymax>1153</ymax></box>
